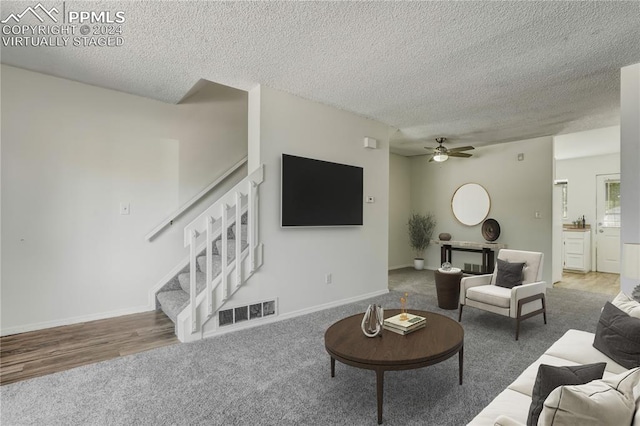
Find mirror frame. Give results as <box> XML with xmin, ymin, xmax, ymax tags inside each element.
<box><xmin>451</xmin><ymin>183</ymin><xmax>491</xmax><ymax>226</ymax></box>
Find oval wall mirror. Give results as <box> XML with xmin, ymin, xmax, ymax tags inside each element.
<box><xmin>451</xmin><ymin>183</ymin><xmax>490</xmax><ymax>226</ymax></box>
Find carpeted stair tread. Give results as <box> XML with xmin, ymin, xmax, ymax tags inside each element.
<box><xmin>215</xmin><ymin>239</ymin><xmax>249</xmax><ymax>261</ymax></box>
<box><xmin>156</xmin><ymin>290</ymin><xmax>189</xmax><ymax>323</ymax></box>
<box><xmin>196</xmin><ymin>254</ymin><xmax>223</xmax><ymax>278</ymax></box>
<box><xmin>178</xmin><ymin>271</ymin><xmax>207</xmax><ymax>295</ymax></box>
<box><xmin>155</xmin><ymin>213</ymin><xmax>251</xmax><ymax>328</ymax></box>
<box><xmin>232</xmin><ymin>223</ymin><xmax>248</xmax><ymax>243</ymax></box>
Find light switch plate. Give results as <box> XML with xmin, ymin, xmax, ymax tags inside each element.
<box><xmin>120</xmin><ymin>203</ymin><xmax>130</xmax><ymax>215</ymax></box>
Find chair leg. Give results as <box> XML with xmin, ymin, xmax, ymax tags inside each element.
<box><xmin>515</xmin><ymin>293</ymin><xmax>546</xmax><ymax>340</ymax></box>
<box><xmin>458</xmin><ymin>304</ymin><xmax>463</xmax><ymax>322</ymax></box>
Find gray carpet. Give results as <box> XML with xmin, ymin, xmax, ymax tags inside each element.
<box><xmin>1</xmin><ymin>270</ymin><xmax>612</xmax><ymax>426</ymax></box>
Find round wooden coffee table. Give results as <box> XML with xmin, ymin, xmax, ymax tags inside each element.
<box><xmin>324</xmin><ymin>309</ymin><xmax>464</xmax><ymax>424</ymax></box>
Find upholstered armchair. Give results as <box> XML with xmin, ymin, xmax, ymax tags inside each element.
<box><xmin>458</xmin><ymin>249</ymin><xmax>547</xmax><ymax>340</ymax></box>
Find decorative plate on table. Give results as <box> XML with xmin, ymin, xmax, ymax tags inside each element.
<box><xmin>481</xmin><ymin>218</ymin><xmax>500</xmax><ymax>242</ymax></box>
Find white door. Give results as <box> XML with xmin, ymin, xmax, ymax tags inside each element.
<box><xmin>596</xmin><ymin>174</ymin><xmax>621</xmax><ymax>273</ymax></box>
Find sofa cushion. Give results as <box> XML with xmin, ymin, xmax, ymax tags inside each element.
<box><xmin>593</xmin><ymin>302</ymin><xmax>640</xmax><ymax>369</ymax></box>
<box><xmin>539</xmin><ymin>367</ymin><xmax>640</xmax><ymax>426</ymax></box>
<box><xmin>495</xmin><ymin>259</ymin><xmax>525</xmax><ymax>288</ymax></box>
<box><xmin>466</xmin><ymin>285</ymin><xmax>512</xmax><ymax>308</ymax></box>
<box><xmin>612</xmin><ymin>291</ymin><xmax>640</xmax><ymax>319</ymax></box>
<box><xmin>546</xmin><ymin>329</ymin><xmax>628</xmax><ymax>375</ymax></box>
<box><xmin>526</xmin><ymin>362</ymin><xmax>606</xmax><ymax>426</ymax></box>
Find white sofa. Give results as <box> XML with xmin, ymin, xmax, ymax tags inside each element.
<box><xmin>467</xmin><ymin>328</ymin><xmax>640</xmax><ymax>425</ymax></box>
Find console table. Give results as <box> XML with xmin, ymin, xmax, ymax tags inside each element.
<box><xmin>433</xmin><ymin>240</ymin><xmax>507</xmax><ymax>274</ymax></box>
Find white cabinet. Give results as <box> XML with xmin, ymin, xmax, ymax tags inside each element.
<box><xmin>563</xmin><ymin>230</ymin><xmax>591</xmax><ymax>273</ymax></box>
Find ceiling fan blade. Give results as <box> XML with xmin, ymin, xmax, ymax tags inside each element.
<box><xmin>448</xmin><ymin>152</ymin><xmax>472</xmax><ymax>158</ymax></box>
<box><xmin>428</xmin><ymin>155</ymin><xmax>436</xmax><ymax>162</ymax></box>
<box><xmin>447</xmin><ymin>146</ymin><xmax>475</xmax><ymax>153</ymax></box>
<box><xmin>424</xmin><ymin>147</ymin><xmax>435</xmax><ymax>153</ymax></box>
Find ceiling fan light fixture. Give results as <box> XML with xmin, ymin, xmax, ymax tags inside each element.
<box><xmin>433</xmin><ymin>153</ymin><xmax>448</xmax><ymax>162</ymax></box>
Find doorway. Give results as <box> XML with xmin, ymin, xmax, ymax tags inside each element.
<box><xmin>595</xmin><ymin>173</ymin><xmax>621</xmax><ymax>273</ymax></box>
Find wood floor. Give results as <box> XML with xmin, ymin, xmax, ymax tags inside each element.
<box><xmin>554</xmin><ymin>271</ymin><xmax>620</xmax><ymax>296</ymax></box>
<box><xmin>0</xmin><ymin>310</ymin><xmax>178</xmax><ymax>386</ymax></box>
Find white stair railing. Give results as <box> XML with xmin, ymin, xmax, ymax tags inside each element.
<box><xmin>176</xmin><ymin>165</ymin><xmax>264</xmax><ymax>341</ymax></box>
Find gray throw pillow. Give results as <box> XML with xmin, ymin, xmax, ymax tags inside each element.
<box><xmin>632</xmin><ymin>283</ymin><xmax>640</xmax><ymax>302</ymax></box>
<box><xmin>495</xmin><ymin>258</ymin><xmax>525</xmax><ymax>288</ymax></box>
<box><xmin>526</xmin><ymin>362</ymin><xmax>606</xmax><ymax>426</ymax></box>
<box><xmin>593</xmin><ymin>301</ymin><xmax>640</xmax><ymax>369</ymax></box>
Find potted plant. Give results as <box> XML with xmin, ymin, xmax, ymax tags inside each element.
<box><xmin>408</xmin><ymin>212</ymin><xmax>436</xmax><ymax>270</ymax></box>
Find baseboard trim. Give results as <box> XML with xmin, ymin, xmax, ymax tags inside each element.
<box><xmin>201</xmin><ymin>288</ymin><xmax>389</xmax><ymax>340</ymax></box>
<box><xmin>389</xmin><ymin>264</ymin><xmax>413</xmax><ymax>270</ymax></box>
<box><xmin>0</xmin><ymin>304</ymin><xmax>153</xmax><ymax>337</ymax></box>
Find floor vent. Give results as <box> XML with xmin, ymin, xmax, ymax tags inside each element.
<box><xmin>218</xmin><ymin>300</ymin><xmax>276</xmax><ymax>327</ymax></box>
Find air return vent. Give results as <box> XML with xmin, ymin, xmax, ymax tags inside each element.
<box><xmin>218</xmin><ymin>300</ymin><xmax>276</xmax><ymax>327</ymax></box>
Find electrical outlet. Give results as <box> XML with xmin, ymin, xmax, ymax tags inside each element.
<box><xmin>120</xmin><ymin>203</ymin><xmax>130</xmax><ymax>215</ymax></box>
<box><xmin>325</xmin><ymin>273</ymin><xmax>332</xmax><ymax>284</ymax></box>
<box><xmin>366</xmin><ymin>196</ymin><xmax>375</xmax><ymax>203</ymax></box>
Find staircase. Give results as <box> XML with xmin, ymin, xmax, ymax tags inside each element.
<box><xmin>155</xmin><ymin>165</ymin><xmax>264</xmax><ymax>342</ymax></box>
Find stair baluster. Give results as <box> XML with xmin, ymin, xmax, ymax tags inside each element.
<box><xmin>206</xmin><ymin>216</ymin><xmax>214</xmax><ymax>316</ymax></box>
<box><xmin>221</xmin><ymin>204</ymin><xmax>229</xmax><ymax>301</ymax></box>
<box><xmin>189</xmin><ymin>229</ymin><xmax>197</xmax><ymax>332</ymax></box>
<box><xmin>235</xmin><ymin>192</ymin><xmax>242</xmax><ymax>289</ymax></box>
<box><xmin>249</xmin><ymin>181</ymin><xmax>256</xmax><ymax>272</ymax></box>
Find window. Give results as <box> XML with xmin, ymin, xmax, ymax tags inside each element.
<box><xmin>603</xmin><ymin>179</ymin><xmax>620</xmax><ymax>227</ymax></box>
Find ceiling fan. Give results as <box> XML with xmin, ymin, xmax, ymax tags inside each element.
<box><xmin>425</xmin><ymin>138</ymin><xmax>474</xmax><ymax>162</ymax></box>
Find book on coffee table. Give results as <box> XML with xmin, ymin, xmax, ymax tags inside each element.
<box><xmin>383</xmin><ymin>313</ymin><xmax>426</xmax><ymax>332</ymax></box>
<box><xmin>383</xmin><ymin>321</ymin><xmax>426</xmax><ymax>335</ymax></box>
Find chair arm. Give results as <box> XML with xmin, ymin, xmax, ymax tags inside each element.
<box><xmin>493</xmin><ymin>415</ymin><xmax>526</xmax><ymax>426</ymax></box>
<box><xmin>460</xmin><ymin>274</ymin><xmax>493</xmax><ymax>304</ymax></box>
<box><xmin>510</xmin><ymin>281</ymin><xmax>547</xmax><ymax>316</ymax></box>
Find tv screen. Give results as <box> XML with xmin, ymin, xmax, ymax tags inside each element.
<box><xmin>281</xmin><ymin>154</ymin><xmax>363</xmax><ymax>227</ymax></box>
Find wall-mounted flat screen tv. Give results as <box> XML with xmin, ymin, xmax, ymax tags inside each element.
<box><xmin>281</xmin><ymin>154</ymin><xmax>363</xmax><ymax>227</ymax></box>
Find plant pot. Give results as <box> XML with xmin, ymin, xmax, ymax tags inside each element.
<box><xmin>414</xmin><ymin>258</ymin><xmax>424</xmax><ymax>270</ymax></box>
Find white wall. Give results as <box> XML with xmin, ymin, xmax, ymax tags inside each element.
<box><xmin>177</xmin><ymin>82</ymin><xmax>249</xmax><ymax>203</ymax></box>
<box><xmin>620</xmin><ymin>63</ymin><xmax>640</xmax><ymax>295</ymax></box>
<box><xmin>1</xmin><ymin>65</ymin><xmax>247</xmax><ymax>334</ymax></box>
<box><xmin>234</xmin><ymin>85</ymin><xmax>390</xmax><ymax>317</ymax></box>
<box><xmin>389</xmin><ymin>153</ymin><xmax>413</xmax><ymax>269</ymax></box>
<box><xmin>410</xmin><ymin>137</ymin><xmax>554</xmax><ymax>285</ymax></box>
<box><xmin>554</xmin><ymin>126</ymin><xmax>620</xmax><ymax>160</ymax></box>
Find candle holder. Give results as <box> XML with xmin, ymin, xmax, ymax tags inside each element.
<box><xmin>400</xmin><ymin>292</ymin><xmax>408</xmax><ymax>320</ymax></box>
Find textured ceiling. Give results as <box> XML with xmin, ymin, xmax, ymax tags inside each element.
<box><xmin>2</xmin><ymin>1</ymin><xmax>639</xmax><ymax>155</ymax></box>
